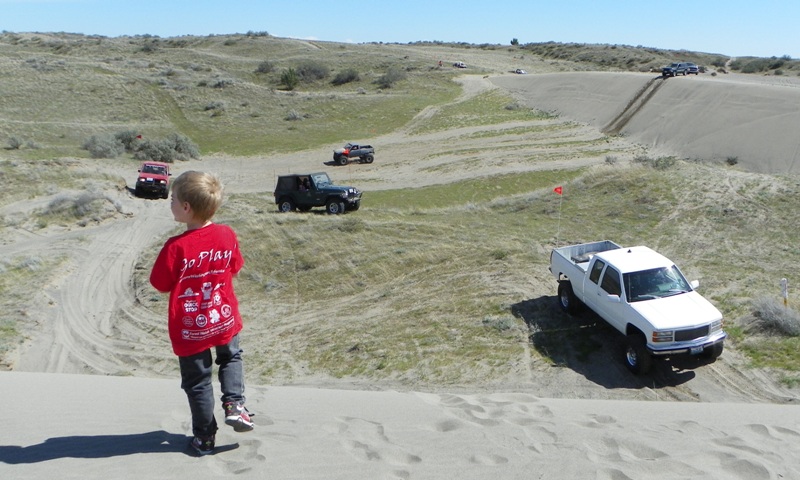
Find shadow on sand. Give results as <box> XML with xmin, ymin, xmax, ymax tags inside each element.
<box><xmin>0</xmin><ymin>430</ymin><xmax>238</xmax><ymax>463</ymax></box>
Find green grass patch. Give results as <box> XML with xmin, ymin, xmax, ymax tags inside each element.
<box><xmin>410</xmin><ymin>88</ymin><xmax>554</xmax><ymax>134</ymax></box>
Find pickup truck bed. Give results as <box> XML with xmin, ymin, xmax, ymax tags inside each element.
<box><xmin>551</xmin><ymin>240</ymin><xmax>621</xmax><ymax>276</ymax></box>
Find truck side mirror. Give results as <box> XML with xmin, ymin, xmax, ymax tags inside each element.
<box><xmin>606</xmin><ymin>294</ymin><xmax>621</xmax><ymax>303</ymax></box>
<box><xmin>690</xmin><ymin>280</ymin><xmax>700</xmax><ymax>289</ymax></box>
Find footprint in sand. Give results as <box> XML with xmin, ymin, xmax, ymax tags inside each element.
<box><xmin>337</xmin><ymin>417</ymin><xmax>422</xmax><ymax>466</ymax></box>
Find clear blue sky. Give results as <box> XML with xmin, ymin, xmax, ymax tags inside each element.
<box><xmin>2</xmin><ymin>0</ymin><xmax>797</xmax><ymax>58</ymax></box>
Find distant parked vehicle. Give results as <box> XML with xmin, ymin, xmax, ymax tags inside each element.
<box><xmin>514</xmin><ymin>69</ymin><xmax>527</xmax><ymax>74</ymax></box>
<box><xmin>685</xmin><ymin>63</ymin><xmax>699</xmax><ymax>75</ymax></box>
<box><xmin>453</xmin><ymin>61</ymin><xmax>467</xmax><ymax>68</ymax></box>
<box><xmin>662</xmin><ymin>62</ymin><xmax>690</xmax><ymax>77</ymax></box>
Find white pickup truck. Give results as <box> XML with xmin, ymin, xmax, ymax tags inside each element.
<box><xmin>549</xmin><ymin>240</ymin><xmax>726</xmax><ymax>374</ymax></box>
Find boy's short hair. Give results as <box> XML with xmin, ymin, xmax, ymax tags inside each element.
<box><xmin>171</xmin><ymin>171</ymin><xmax>223</xmax><ymax>221</ymax></box>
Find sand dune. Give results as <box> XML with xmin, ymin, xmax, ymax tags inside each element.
<box><xmin>492</xmin><ymin>72</ymin><xmax>800</xmax><ymax>174</ymax></box>
<box><xmin>1</xmin><ymin>372</ymin><xmax>799</xmax><ymax>480</ymax></box>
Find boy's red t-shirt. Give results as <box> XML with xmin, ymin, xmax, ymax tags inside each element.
<box><xmin>150</xmin><ymin>223</ymin><xmax>244</xmax><ymax>357</ymax></box>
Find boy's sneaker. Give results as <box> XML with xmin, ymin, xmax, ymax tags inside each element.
<box><xmin>190</xmin><ymin>434</ymin><xmax>215</xmax><ymax>456</ymax></box>
<box><xmin>223</xmin><ymin>402</ymin><xmax>254</xmax><ymax>432</ymax></box>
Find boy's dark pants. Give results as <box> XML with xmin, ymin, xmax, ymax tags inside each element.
<box><xmin>179</xmin><ymin>334</ymin><xmax>246</xmax><ymax>437</ymax></box>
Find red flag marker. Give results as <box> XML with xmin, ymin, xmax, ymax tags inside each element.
<box><xmin>553</xmin><ymin>186</ymin><xmax>563</xmax><ymax>195</ymax></box>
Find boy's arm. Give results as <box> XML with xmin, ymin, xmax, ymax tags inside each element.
<box><xmin>150</xmin><ymin>245</ymin><xmax>176</xmax><ymax>293</ymax></box>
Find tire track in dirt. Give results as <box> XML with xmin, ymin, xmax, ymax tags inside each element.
<box><xmin>13</xmin><ymin>196</ymin><xmax>175</xmax><ymax>375</ymax></box>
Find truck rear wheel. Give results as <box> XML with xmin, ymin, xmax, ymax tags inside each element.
<box><xmin>557</xmin><ymin>281</ymin><xmax>579</xmax><ymax>314</ymax></box>
<box><xmin>625</xmin><ymin>334</ymin><xmax>653</xmax><ymax>375</ymax></box>
<box><xmin>364</xmin><ymin>154</ymin><xmax>374</xmax><ymax>163</ymax></box>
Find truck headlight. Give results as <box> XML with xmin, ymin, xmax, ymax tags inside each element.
<box><xmin>652</xmin><ymin>331</ymin><xmax>674</xmax><ymax>343</ymax></box>
<box><xmin>710</xmin><ymin>320</ymin><xmax>723</xmax><ymax>333</ymax></box>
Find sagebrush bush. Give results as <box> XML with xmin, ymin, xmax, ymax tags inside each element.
<box><xmin>748</xmin><ymin>296</ymin><xmax>800</xmax><ymax>336</ymax></box>
<box><xmin>114</xmin><ymin>130</ymin><xmax>141</xmax><ymax>152</ymax></box>
<box><xmin>376</xmin><ymin>66</ymin><xmax>406</xmax><ymax>89</ymax></box>
<box><xmin>296</xmin><ymin>60</ymin><xmax>329</xmax><ymax>82</ymax></box>
<box><xmin>134</xmin><ymin>139</ymin><xmax>176</xmax><ymax>162</ymax></box>
<box><xmin>7</xmin><ymin>136</ymin><xmax>23</xmax><ymax>150</ymax></box>
<box><xmin>166</xmin><ymin>133</ymin><xmax>200</xmax><ymax>160</ymax></box>
<box><xmin>332</xmin><ymin>68</ymin><xmax>360</xmax><ymax>86</ymax></box>
<box><xmin>285</xmin><ymin>109</ymin><xmax>303</xmax><ymax>121</ymax></box>
<box><xmin>255</xmin><ymin>60</ymin><xmax>275</xmax><ymax>74</ymax></box>
<box><xmin>82</xmin><ymin>134</ymin><xmax>124</xmax><ymax>158</ymax></box>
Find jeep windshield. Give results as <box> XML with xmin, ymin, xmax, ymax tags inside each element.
<box><xmin>623</xmin><ymin>266</ymin><xmax>692</xmax><ymax>302</ymax></box>
<box><xmin>311</xmin><ymin>173</ymin><xmax>332</xmax><ymax>187</ymax></box>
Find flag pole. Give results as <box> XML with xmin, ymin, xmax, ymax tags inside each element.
<box><xmin>554</xmin><ymin>186</ymin><xmax>563</xmax><ymax>247</ymax></box>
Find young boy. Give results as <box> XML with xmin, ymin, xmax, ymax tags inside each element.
<box><xmin>149</xmin><ymin>171</ymin><xmax>254</xmax><ymax>456</ymax></box>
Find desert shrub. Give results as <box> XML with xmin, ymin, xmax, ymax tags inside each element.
<box><xmin>165</xmin><ymin>133</ymin><xmax>200</xmax><ymax>160</ymax></box>
<box><xmin>45</xmin><ymin>191</ymin><xmax>121</xmax><ymax>221</ymax></box>
<box><xmin>114</xmin><ymin>130</ymin><xmax>141</xmax><ymax>152</ymax></box>
<box><xmin>82</xmin><ymin>134</ymin><xmax>124</xmax><ymax>158</ymax></box>
<box><xmin>747</xmin><ymin>296</ymin><xmax>800</xmax><ymax>336</ymax></box>
<box><xmin>6</xmin><ymin>136</ymin><xmax>23</xmax><ymax>150</ymax></box>
<box><xmin>211</xmin><ymin>78</ymin><xmax>233</xmax><ymax>89</ymax></box>
<box><xmin>331</xmin><ymin>68</ymin><xmax>360</xmax><ymax>86</ymax></box>
<box><xmin>280</xmin><ymin>68</ymin><xmax>299</xmax><ymax>90</ymax></box>
<box><xmin>605</xmin><ymin>155</ymin><xmax>618</xmax><ymax>165</ymax></box>
<box><xmin>726</xmin><ymin>156</ymin><xmax>739</xmax><ymax>166</ymax></box>
<box><xmin>296</xmin><ymin>60</ymin><xmax>329</xmax><ymax>82</ymax></box>
<box><xmin>204</xmin><ymin>101</ymin><xmax>226</xmax><ymax>112</ymax></box>
<box><xmin>285</xmin><ymin>109</ymin><xmax>303</xmax><ymax>121</ymax></box>
<box><xmin>134</xmin><ymin>139</ymin><xmax>176</xmax><ymax>162</ymax></box>
<box><xmin>132</xmin><ymin>134</ymin><xmax>198</xmax><ymax>162</ymax></box>
<box><xmin>376</xmin><ymin>66</ymin><xmax>406</xmax><ymax>89</ymax></box>
<box><xmin>633</xmin><ymin>155</ymin><xmax>676</xmax><ymax>170</ymax></box>
<box><xmin>255</xmin><ymin>60</ymin><xmax>275</xmax><ymax>74</ymax></box>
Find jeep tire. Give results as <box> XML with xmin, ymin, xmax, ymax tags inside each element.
<box><xmin>277</xmin><ymin>197</ymin><xmax>295</xmax><ymax>213</ymax></box>
<box><xmin>326</xmin><ymin>199</ymin><xmax>343</xmax><ymax>214</ymax></box>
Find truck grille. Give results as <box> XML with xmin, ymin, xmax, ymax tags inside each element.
<box><xmin>675</xmin><ymin>325</ymin><xmax>709</xmax><ymax>342</ymax></box>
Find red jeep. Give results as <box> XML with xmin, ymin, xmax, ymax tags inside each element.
<box><xmin>135</xmin><ymin>162</ymin><xmax>171</xmax><ymax>199</ymax></box>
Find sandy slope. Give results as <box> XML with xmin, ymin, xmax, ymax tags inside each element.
<box><xmin>492</xmin><ymin>71</ymin><xmax>800</xmax><ymax>174</ymax></box>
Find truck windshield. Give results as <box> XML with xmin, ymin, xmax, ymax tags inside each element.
<box><xmin>623</xmin><ymin>266</ymin><xmax>692</xmax><ymax>302</ymax></box>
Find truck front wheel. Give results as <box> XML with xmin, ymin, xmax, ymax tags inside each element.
<box><xmin>701</xmin><ymin>342</ymin><xmax>724</xmax><ymax>360</ymax></box>
<box><xmin>625</xmin><ymin>334</ymin><xmax>653</xmax><ymax>375</ymax></box>
<box><xmin>557</xmin><ymin>282</ymin><xmax>579</xmax><ymax>314</ymax></box>
<box><xmin>337</xmin><ymin>156</ymin><xmax>348</xmax><ymax>166</ymax></box>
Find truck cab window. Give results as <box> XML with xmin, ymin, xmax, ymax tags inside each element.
<box><xmin>589</xmin><ymin>260</ymin><xmax>605</xmax><ymax>284</ymax></box>
<box><xmin>600</xmin><ymin>266</ymin><xmax>622</xmax><ymax>296</ymax></box>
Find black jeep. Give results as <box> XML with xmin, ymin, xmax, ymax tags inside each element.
<box><xmin>274</xmin><ymin>172</ymin><xmax>362</xmax><ymax>214</ymax></box>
